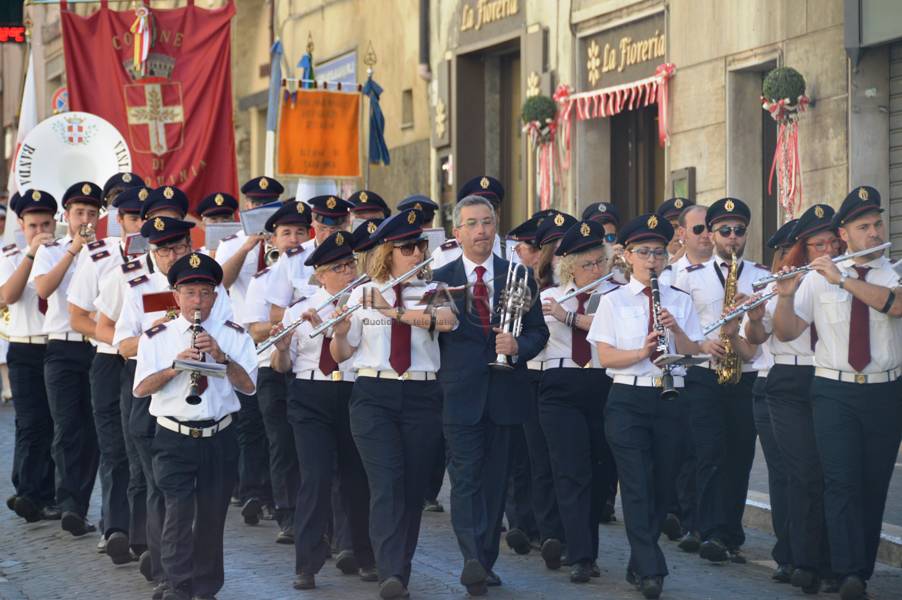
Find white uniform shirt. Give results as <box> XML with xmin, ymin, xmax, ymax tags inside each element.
<box><xmin>67</xmin><ymin>237</ymin><xmax>126</xmax><ymax>352</ymax></box>
<box><xmin>587</xmin><ymin>278</ymin><xmax>703</xmax><ymax>378</ymax></box>
<box><xmin>282</xmin><ymin>287</ymin><xmax>355</xmax><ymax>376</ymax></box>
<box><xmin>346</xmin><ymin>280</ymin><xmax>442</xmax><ymax>372</ymax></box>
<box><xmin>29</xmin><ymin>236</ymin><xmax>80</xmax><ymax>336</ymax></box>
<box><xmin>755</xmin><ymin>283</ymin><xmax>814</xmax><ymax>359</ymax></box>
<box><xmin>215</xmin><ymin>231</ymin><xmax>265</xmax><ymax>320</ymax></box>
<box><xmin>0</xmin><ymin>246</ymin><xmax>45</xmax><ymax>337</ymax></box>
<box><xmin>533</xmin><ymin>283</ymin><xmax>597</xmax><ymax>364</ymax></box>
<box><xmin>793</xmin><ymin>255</ymin><xmax>902</xmax><ymax>374</ymax></box>
<box><xmin>265</xmin><ymin>238</ymin><xmax>316</xmax><ymax>308</ymax></box>
<box><xmin>658</xmin><ymin>254</ymin><xmax>698</xmax><ymax>288</ymax></box>
<box><xmin>430</xmin><ymin>234</ymin><xmax>503</xmax><ymax>269</ymax></box>
<box><xmin>674</xmin><ymin>257</ymin><xmax>770</xmax><ymax>372</ymax></box>
<box><xmin>95</xmin><ymin>255</ymin><xmax>152</xmax><ymax>324</ymax></box>
<box><xmin>133</xmin><ymin>314</ymin><xmax>258</xmax><ymax>421</ymax></box>
<box><xmin>460</xmin><ymin>253</ymin><xmax>495</xmax><ymax>312</ymax></box>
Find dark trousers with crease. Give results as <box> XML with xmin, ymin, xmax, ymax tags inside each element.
<box><xmin>235</xmin><ymin>390</ymin><xmax>272</xmax><ymax>504</ymax></box>
<box><xmin>522</xmin><ymin>371</ymin><xmax>564</xmax><ymax>543</ymax></box>
<box><xmin>686</xmin><ymin>367</ymin><xmax>757</xmax><ymax>547</ymax></box>
<box><xmin>257</xmin><ymin>367</ymin><xmax>298</xmax><ymax>528</ymax></box>
<box><xmin>538</xmin><ymin>368</ymin><xmax>610</xmax><ymax>563</ymax></box>
<box><xmin>752</xmin><ymin>375</ymin><xmax>792</xmax><ymax>566</ymax></box>
<box><xmin>91</xmin><ymin>352</ymin><xmax>130</xmax><ymax>538</ymax></box>
<box><xmin>153</xmin><ymin>422</ymin><xmax>238</xmax><ymax>598</ymax></box>
<box><xmin>505</xmin><ymin>425</ymin><xmax>538</xmax><ymax>538</ymax></box>
<box><xmin>121</xmin><ymin>360</ymin><xmax>147</xmax><ymax>551</ymax></box>
<box><xmin>669</xmin><ymin>393</ymin><xmax>696</xmax><ymax>534</ymax></box>
<box><xmin>7</xmin><ymin>342</ymin><xmax>55</xmax><ymax>506</ymax></box>
<box><xmin>424</xmin><ymin>435</ymin><xmax>446</xmax><ymax>502</ymax></box>
<box><xmin>811</xmin><ymin>377</ymin><xmax>901</xmax><ymax>580</ymax></box>
<box><xmin>605</xmin><ymin>383</ymin><xmax>681</xmax><ymax>578</ymax></box>
<box><xmin>767</xmin><ymin>364</ymin><xmax>829</xmax><ymax>573</ymax></box>
<box><xmin>351</xmin><ymin>377</ymin><xmax>442</xmax><ymax>586</ymax></box>
<box><xmin>44</xmin><ymin>339</ymin><xmax>98</xmax><ymax>516</ymax></box>
<box><xmin>288</xmin><ymin>377</ymin><xmax>373</xmax><ymax>575</ymax></box>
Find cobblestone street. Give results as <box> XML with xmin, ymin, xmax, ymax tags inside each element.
<box><xmin>0</xmin><ymin>403</ymin><xmax>900</xmax><ymax>599</ymax></box>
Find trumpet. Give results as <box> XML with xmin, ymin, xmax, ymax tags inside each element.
<box><xmin>490</xmin><ymin>262</ymin><xmax>532</xmax><ymax>370</ymax></box>
<box><xmin>186</xmin><ymin>310</ymin><xmax>203</xmax><ymax>405</ymax></box>
<box><xmin>649</xmin><ymin>268</ymin><xmax>678</xmax><ymax>400</ymax></box>
<box><xmin>78</xmin><ymin>223</ymin><xmax>96</xmax><ymax>243</ymax></box>
<box><xmin>751</xmin><ymin>241</ymin><xmax>892</xmax><ymax>290</ymax></box>
<box><xmin>308</xmin><ymin>257</ymin><xmax>434</xmax><ymax>339</ymax></box>
<box><xmin>256</xmin><ymin>273</ymin><xmax>371</xmax><ymax>354</ymax></box>
<box><xmin>557</xmin><ymin>272</ymin><xmax>615</xmax><ymax>304</ymax></box>
<box><xmin>264</xmin><ymin>242</ymin><xmax>280</xmax><ymax>266</ymax></box>
<box><xmin>702</xmin><ymin>290</ymin><xmax>777</xmax><ymax>336</ymax></box>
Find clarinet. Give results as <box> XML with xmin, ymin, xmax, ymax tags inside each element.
<box><xmin>185</xmin><ymin>309</ymin><xmax>203</xmax><ymax>405</ymax></box>
<box><xmin>649</xmin><ymin>269</ymin><xmax>679</xmax><ymax>400</ymax></box>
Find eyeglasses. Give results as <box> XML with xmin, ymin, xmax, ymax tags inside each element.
<box><xmin>806</xmin><ymin>238</ymin><xmax>841</xmax><ymax>252</ymax></box>
<box><xmin>715</xmin><ymin>225</ymin><xmax>747</xmax><ymax>238</ymax></box>
<box><xmin>152</xmin><ymin>242</ymin><xmax>190</xmax><ymax>258</ymax></box>
<box><xmin>691</xmin><ymin>224</ymin><xmax>707</xmax><ymax>235</ymax></box>
<box><xmin>393</xmin><ymin>240</ymin><xmax>428</xmax><ymax>256</ymax></box>
<box><xmin>603</xmin><ymin>233</ymin><xmax>617</xmax><ymax>243</ymax></box>
<box><xmin>328</xmin><ymin>259</ymin><xmax>357</xmax><ymax>274</ymax></box>
<box><xmin>578</xmin><ymin>258</ymin><xmax>607</xmax><ymax>271</ymax></box>
<box><xmin>460</xmin><ymin>217</ymin><xmax>494</xmax><ymax>229</ymax></box>
<box><xmin>629</xmin><ymin>247</ymin><xmax>668</xmax><ymax>259</ymax></box>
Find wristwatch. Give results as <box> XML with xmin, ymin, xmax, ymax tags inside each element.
<box><xmin>216</xmin><ymin>353</ymin><xmax>232</xmax><ymax>366</ymax></box>
<box><xmin>838</xmin><ymin>272</ymin><xmax>849</xmax><ymax>290</ymax></box>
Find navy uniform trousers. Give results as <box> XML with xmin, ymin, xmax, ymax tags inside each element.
<box><xmin>605</xmin><ymin>383</ymin><xmax>681</xmax><ymax>578</ymax></box>
<box><xmin>257</xmin><ymin>367</ymin><xmax>298</xmax><ymax>530</ymax></box>
<box><xmin>811</xmin><ymin>377</ymin><xmax>902</xmax><ymax>581</ymax></box>
<box><xmin>44</xmin><ymin>339</ymin><xmax>98</xmax><ymax>517</ymax></box>
<box><xmin>288</xmin><ymin>377</ymin><xmax>373</xmax><ymax>575</ymax></box>
<box><xmin>751</xmin><ymin>374</ymin><xmax>792</xmax><ymax>567</ymax></box>
<box><xmin>234</xmin><ymin>390</ymin><xmax>272</xmax><ymax>506</ymax></box>
<box><xmin>669</xmin><ymin>393</ymin><xmax>697</xmax><ymax>536</ymax></box>
<box><xmin>686</xmin><ymin>367</ymin><xmax>757</xmax><ymax>548</ymax></box>
<box><xmin>504</xmin><ymin>426</ymin><xmax>539</xmax><ymax>540</ymax></box>
<box><xmin>7</xmin><ymin>342</ymin><xmax>55</xmax><ymax>507</ymax></box>
<box><xmin>350</xmin><ymin>377</ymin><xmax>442</xmax><ymax>586</ymax></box>
<box><xmin>153</xmin><ymin>421</ymin><xmax>239</xmax><ymax>598</ymax></box>
<box><xmin>120</xmin><ymin>359</ymin><xmax>147</xmax><ymax>552</ymax></box>
<box><xmin>522</xmin><ymin>370</ymin><xmax>564</xmax><ymax>544</ymax></box>
<box><xmin>90</xmin><ymin>352</ymin><xmax>130</xmax><ymax>539</ymax></box>
<box><xmin>538</xmin><ymin>368</ymin><xmax>611</xmax><ymax>564</ymax></box>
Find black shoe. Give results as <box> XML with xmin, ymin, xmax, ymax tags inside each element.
<box><xmin>461</xmin><ymin>559</ymin><xmax>487</xmax><ymax>595</ymax></box>
<box><xmin>640</xmin><ymin>576</ymin><xmax>663</xmax><ymax>599</ymax></box>
<box><xmin>260</xmin><ymin>503</ymin><xmax>276</xmax><ymax>521</ymax></box>
<box><xmin>106</xmin><ymin>531</ymin><xmax>132</xmax><ymax>565</ymax></box>
<box><xmin>590</xmin><ymin>561</ymin><xmax>601</xmax><ymax>578</ymax></box>
<box><xmin>698</xmin><ymin>538</ymin><xmax>728</xmax><ymax>563</ymax></box>
<box><xmin>570</xmin><ymin>561</ymin><xmax>592</xmax><ymax>583</ymax></box>
<box><xmin>6</xmin><ymin>495</ymin><xmax>17</xmax><ymax>512</ymax></box>
<box><xmin>677</xmin><ymin>531</ymin><xmax>700</xmax><ymax>553</ymax></box>
<box><xmin>792</xmin><ymin>568</ymin><xmax>821</xmax><ymax>593</ymax></box>
<box><xmin>485</xmin><ymin>570</ymin><xmax>501</xmax><ymax>586</ymax></box>
<box><xmin>600</xmin><ymin>501</ymin><xmax>616</xmax><ymax>523</ymax></box>
<box><xmin>662</xmin><ymin>513</ymin><xmax>682</xmax><ymax>541</ymax></box>
<box><xmin>423</xmin><ymin>499</ymin><xmax>444</xmax><ymax>512</ymax></box>
<box><xmin>379</xmin><ymin>576</ymin><xmax>407</xmax><ymax>599</ymax></box>
<box><xmin>335</xmin><ymin>550</ymin><xmax>358</xmax><ymax>575</ymax></box>
<box><xmin>40</xmin><ymin>505</ymin><xmax>61</xmax><ymax>520</ymax></box>
<box><xmin>823</xmin><ymin>578</ymin><xmax>841</xmax><ymax>593</ymax></box>
<box><xmin>772</xmin><ymin>564</ymin><xmax>793</xmax><ymax>583</ymax></box>
<box><xmin>359</xmin><ymin>566</ymin><xmax>379</xmax><ymax>582</ymax></box>
<box><xmin>839</xmin><ymin>575</ymin><xmax>865</xmax><ymax>600</ymax></box>
<box><xmin>60</xmin><ymin>511</ymin><xmax>95</xmax><ymax>536</ymax></box>
<box><xmin>540</xmin><ymin>538</ymin><xmax>562</xmax><ymax>570</ymax></box>
<box><xmin>138</xmin><ymin>550</ymin><xmax>154</xmax><ymax>582</ymax></box>
<box><xmin>240</xmin><ymin>498</ymin><xmax>261</xmax><ymax>525</ymax></box>
<box><xmin>13</xmin><ymin>496</ymin><xmax>41</xmax><ymax>523</ymax></box>
<box><xmin>293</xmin><ymin>573</ymin><xmax>315</xmax><ymax>590</ymax></box>
<box><xmin>626</xmin><ymin>568</ymin><xmax>639</xmax><ymax>587</ymax></box>
<box><xmin>727</xmin><ymin>546</ymin><xmax>747</xmax><ymax>564</ymax></box>
<box><xmin>505</xmin><ymin>527</ymin><xmax>531</xmax><ymax>555</ymax></box>
<box><xmin>151</xmin><ymin>582</ymin><xmax>169</xmax><ymax>600</ymax></box>
<box><xmin>275</xmin><ymin>526</ymin><xmax>294</xmax><ymax>545</ymax></box>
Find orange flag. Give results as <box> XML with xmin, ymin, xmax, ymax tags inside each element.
<box><xmin>278</xmin><ymin>90</ymin><xmax>361</xmax><ymax>178</ymax></box>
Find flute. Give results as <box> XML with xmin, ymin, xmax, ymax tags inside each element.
<box><xmin>752</xmin><ymin>241</ymin><xmax>892</xmax><ymax>290</ymax></box>
<box><xmin>557</xmin><ymin>272</ymin><xmax>615</xmax><ymax>304</ymax></box>
<box><xmin>701</xmin><ymin>290</ymin><xmax>777</xmax><ymax>336</ymax></box>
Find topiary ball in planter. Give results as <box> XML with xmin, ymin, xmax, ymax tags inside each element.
<box><xmin>521</xmin><ymin>95</ymin><xmax>557</xmax><ymax>124</ymax></box>
<box><xmin>762</xmin><ymin>67</ymin><xmax>806</xmax><ymax>105</ymax></box>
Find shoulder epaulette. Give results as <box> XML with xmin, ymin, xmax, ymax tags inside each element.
<box><xmin>686</xmin><ymin>263</ymin><xmax>705</xmax><ymax>272</ymax></box>
<box><xmin>288</xmin><ymin>295</ymin><xmax>308</xmax><ymax>308</ymax></box>
<box><xmin>440</xmin><ymin>240</ymin><xmax>459</xmax><ymax>251</ymax></box>
<box><xmin>90</xmin><ymin>250</ymin><xmax>111</xmax><ymax>262</ymax></box>
<box><xmin>224</xmin><ymin>320</ymin><xmax>245</xmax><ymax>333</ymax></box>
<box><xmin>87</xmin><ymin>239</ymin><xmax>106</xmax><ymax>251</ymax></box>
<box><xmin>253</xmin><ymin>267</ymin><xmax>270</xmax><ymax>278</ymax></box>
<box><xmin>2</xmin><ymin>243</ymin><xmax>17</xmax><ymax>252</ymax></box>
<box><xmin>144</xmin><ymin>323</ymin><xmax>166</xmax><ymax>338</ymax></box>
<box><xmin>602</xmin><ymin>283</ymin><xmax>623</xmax><ymax>296</ymax></box>
<box><xmin>669</xmin><ymin>285</ymin><xmax>689</xmax><ymax>295</ymax></box>
<box><xmin>44</xmin><ymin>240</ymin><xmax>60</xmax><ymax>247</ymax></box>
<box><xmin>286</xmin><ymin>245</ymin><xmax>305</xmax><ymax>257</ymax></box>
<box><xmin>3</xmin><ymin>247</ymin><xmax>19</xmax><ymax>257</ymax></box>
<box><xmin>128</xmin><ymin>274</ymin><xmax>149</xmax><ymax>287</ymax></box>
<box><xmin>221</xmin><ymin>233</ymin><xmax>238</xmax><ymax>242</ymax></box>
<box><xmin>121</xmin><ymin>260</ymin><xmax>142</xmax><ymax>273</ymax></box>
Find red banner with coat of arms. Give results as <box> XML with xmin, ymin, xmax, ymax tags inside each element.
<box><xmin>60</xmin><ymin>0</ymin><xmax>237</xmax><ymax>215</ymax></box>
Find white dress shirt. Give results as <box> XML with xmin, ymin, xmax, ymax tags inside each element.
<box><xmin>0</xmin><ymin>247</ymin><xmax>45</xmax><ymax>337</ymax></box>
<box><xmin>532</xmin><ymin>283</ymin><xmax>597</xmax><ymax>364</ymax></box>
<box><xmin>460</xmin><ymin>253</ymin><xmax>495</xmax><ymax>313</ymax></box>
<box><xmin>587</xmin><ymin>278</ymin><xmax>703</xmax><ymax>378</ymax></box>
<box><xmin>133</xmin><ymin>314</ymin><xmax>258</xmax><ymax>421</ymax></box>
<box><xmin>29</xmin><ymin>236</ymin><xmax>80</xmax><ymax>336</ymax></box>
<box><xmin>215</xmin><ymin>231</ymin><xmax>265</xmax><ymax>321</ymax></box>
<box><xmin>264</xmin><ymin>238</ymin><xmax>317</xmax><ymax>309</ymax></box>
<box><xmin>753</xmin><ymin>283</ymin><xmax>815</xmax><ymax>360</ymax></box>
<box><xmin>792</xmin><ymin>255</ymin><xmax>902</xmax><ymax>374</ymax></box>
<box><xmin>282</xmin><ymin>287</ymin><xmax>355</xmax><ymax>376</ymax></box>
<box><xmin>67</xmin><ymin>237</ymin><xmax>126</xmax><ymax>353</ymax></box>
<box><xmin>95</xmin><ymin>255</ymin><xmax>152</xmax><ymax>324</ymax></box>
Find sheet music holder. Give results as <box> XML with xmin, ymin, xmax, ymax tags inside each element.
<box><xmin>654</xmin><ymin>354</ymin><xmax>711</xmax><ymax>368</ymax></box>
<box><xmin>239</xmin><ymin>201</ymin><xmax>281</xmax><ymax>236</ymax></box>
<box><xmin>124</xmin><ymin>233</ymin><xmax>150</xmax><ymax>256</ymax></box>
<box><xmin>423</xmin><ymin>228</ymin><xmax>446</xmax><ymax>255</ymax></box>
<box><xmin>205</xmin><ymin>222</ymin><xmax>243</xmax><ymax>249</ymax></box>
<box><xmin>172</xmin><ymin>359</ymin><xmax>227</xmax><ymax>378</ymax></box>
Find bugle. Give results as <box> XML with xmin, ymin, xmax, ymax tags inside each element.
<box><xmin>752</xmin><ymin>241</ymin><xmax>892</xmax><ymax>290</ymax></box>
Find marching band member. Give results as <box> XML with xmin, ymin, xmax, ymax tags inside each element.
<box><xmin>348</xmin><ymin>189</ymin><xmax>391</xmax><ymax>227</ymax></box>
<box><xmin>0</xmin><ymin>202</ymin><xmax>10</xmax><ymax>404</ymax></box>
<box><xmin>581</xmin><ymin>202</ymin><xmax>620</xmax><ymax>241</ymax></box>
<box><xmin>656</xmin><ymin>197</ymin><xmax>694</xmax><ymax>262</ymax></box>
<box><xmin>31</xmin><ymin>181</ymin><xmax>103</xmax><ymax>537</ymax></box>
<box><xmin>140</xmin><ymin>185</ymin><xmax>190</xmax><ymax>221</ymax></box>
<box><xmin>772</xmin><ymin>187</ymin><xmax>902</xmax><ymax>600</ymax></box>
<box><xmin>133</xmin><ymin>252</ymin><xmax>257</xmax><ymax>600</ymax></box>
<box><xmin>269</xmin><ymin>230</ymin><xmax>376</xmax><ymax>590</ymax></box>
<box><xmin>0</xmin><ymin>191</ymin><xmax>59</xmax><ymax>523</ymax></box>
<box><xmin>431</xmin><ymin>176</ymin><xmax>505</xmax><ymax>268</ymax></box>
<box><xmin>397</xmin><ymin>195</ymin><xmax>438</xmax><ymax>228</ymax></box>
<box><xmin>589</xmin><ymin>213</ymin><xmax>704</xmax><ymax>600</ymax></box>
<box><xmin>243</xmin><ymin>201</ymin><xmax>313</xmax><ymax>545</ymax></box>
<box><xmin>101</xmin><ymin>172</ymin><xmax>145</xmax><ymax>208</ymax></box>
<box><xmin>329</xmin><ymin>209</ymin><xmax>457</xmax><ymax>599</ymax></box>
<box><xmin>431</xmin><ymin>196</ymin><xmax>548</xmax><ymax>596</ymax></box>
<box><xmin>673</xmin><ymin>197</ymin><xmax>769</xmax><ymax>564</ymax></box>
<box><xmin>537</xmin><ymin>219</ymin><xmax>614</xmax><ymax>583</ymax></box>
<box><xmin>350</xmin><ymin>218</ymin><xmax>383</xmax><ymax>279</ymax></box>
<box><xmin>534</xmin><ymin>212</ymin><xmax>578</xmax><ymax>291</ymax></box>
<box><xmin>196</xmin><ymin>192</ymin><xmax>239</xmax><ymax>258</ymax></box>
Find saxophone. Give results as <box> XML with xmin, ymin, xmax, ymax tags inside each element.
<box><xmin>716</xmin><ymin>251</ymin><xmax>742</xmax><ymax>384</ymax></box>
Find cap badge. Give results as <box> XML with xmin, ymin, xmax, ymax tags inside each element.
<box><xmin>335</xmin><ymin>232</ymin><xmax>345</xmax><ymax>246</ymax></box>
<box><xmin>214</xmin><ymin>193</ymin><xmax>224</xmax><ymax>206</ymax></box>
<box><xmin>647</xmin><ymin>215</ymin><xmax>659</xmax><ymax>229</ymax></box>
<box><xmin>188</xmin><ymin>253</ymin><xmax>201</xmax><ymax>269</ymax></box>
<box><xmin>153</xmin><ymin>217</ymin><xmax>165</xmax><ymax>231</ymax></box>
<box><xmin>359</xmin><ymin>191</ymin><xmax>368</xmax><ymax>202</ymax></box>
<box><xmin>724</xmin><ymin>199</ymin><xmax>735</xmax><ymax>212</ymax></box>
<box><xmin>580</xmin><ymin>222</ymin><xmax>591</xmax><ymax>237</ymax></box>
<box><xmin>81</xmin><ymin>183</ymin><xmax>92</xmax><ymax>195</ymax></box>
<box><xmin>31</xmin><ymin>191</ymin><xmax>41</xmax><ymax>201</ymax></box>
<box><xmin>407</xmin><ymin>211</ymin><xmax>417</xmax><ymax>225</ymax></box>
<box><xmin>138</xmin><ymin>188</ymin><xmax>149</xmax><ymax>201</ymax></box>
<box><xmin>480</xmin><ymin>177</ymin><xmax>490</xmax><ymax>189</ymax></box>
<box><xmin>122</xmin><ymin>173</ymin><xmax>132</xmax><ymax>183</ymax></box>
<box><xmin>674</xmin><ymin>198</ymin><xmax>684</xmax><ymax>209</ymax></box>
<box><xmin>163</xmin><ymin>187</ymin><xmax>174</xmax><ymax>200</ymax></box>
<box><xmin>326</xmin><ymin>196</ymin><xmax>337</xmax><ymax>210</ymax></box>
<box><xmin>553</xmin><ymin>213</ymin><xmax>565</xmax><ymax>227</ymax></box>
<box><xmin>259</xmin><ymin>177</ymin><xmax>269</xmax><ymax>190</ymax></box>
<box><xmin>367</xmin><ymin>221</ymin><xmax>377</xmax><ymax>234</ymax></box>
<box><xmin>414</xmin><ymin>202</ymin><xmax>423</xmax><ymax>211</ymax></box>
<box><xmin>296</xmin><ymin>202</ymin><xmax>305</xmax><ymax>214</ymax></box>
<box><xmin>814</xmin><ymin>205</ymin><xmax>825</xmax><ymax>219</ymax></box>
<box><xmin>597</xmin><ymin>203</ymin><xmax>607</xmax><ymax>213</ymax></box>
<box><xmin>858</xmin><ymin>187</ymin><xmax>868</xmax><ymax>201</ymax></box>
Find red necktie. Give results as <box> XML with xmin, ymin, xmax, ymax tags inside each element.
<box><xmin>809</xmin><ymin>324</ymin><xmax>818</xmax><ymax>353</ymax></box>
<box><xmin>642</xmin><ymin>287</ymin><xmax>663</xmax><ymax>362</ymax></box>
<box><xmin>389</xmin><ymin>284</ymin><xmax>411</xmax><ymax>374</ymax></box>
<box><xmin>256</xmin><ymin>240</ymin><xmax>266</xmax><ymax>271</ymax></box>
<box><xmin>38</xmin><ymin>298</ymin><xmax>47</xmax><ymax>315</ymax></box>
<box><xmin>319</xmin><ymin>302</ymin><xmax>339</xmax><ymax>375</ymax></box>
<box><xmin>571</xmin><ymin>292</ymin><xmax>591</xmax><ymax>367</ymax></box>
<box><xmin>848</xmin><ymin>266</ymin><xmax>871</xmax><ymax>372</ymax></box>
<box><xmin>473</xmin><ymin>266</ymin><xmax>491</xmax><ymax>336</ymax></box>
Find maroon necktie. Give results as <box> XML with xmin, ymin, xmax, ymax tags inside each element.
<box><xmin>809</xmin><ymin>324</ymin><xmax>818</xmax><ymax>352</ymax></box>
<box><xmin>571</xmin><ymin>292</ymin><xmax>591</xmax><ymax>367</ymax></box>
<box><xmin>472</xmin><ymin>266</ymin><xmax>491</xmax><ymax>335</ymax></box>
<box><xmin>642</xmin><ymin>287</ymin><xmax>663</xmax><ymax>362</ymax></box>
<box><xmin>319</xmin><ymin>302</ymin><xmax>339</xmax><ymax>375</ymax></box>
<box><xmin>256</xmin><ymin>240</ymin><xmax>266</xmax><ymax>271</ymax></box>
<box><xmin>389</xmin><ymin>284</ymin><xmax>411</xmax><ymax>374</ymax></box>
<box><xmin>848</xmin><ymin>266</ymin><xmax>871</xmax><ymax>372</ymax></box>
<box><xmin>38</xmin><ymin>298</ymin><xmax>47</xmax><ymax>315</ymax></box>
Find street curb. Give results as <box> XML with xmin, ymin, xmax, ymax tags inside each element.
<box><xmin>745</xmin><ymin>491</ymin><xmax>902</xmax><ymax>568</ymax></box>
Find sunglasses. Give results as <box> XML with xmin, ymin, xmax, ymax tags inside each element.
<box><xmin>393</xmin><ymin>239</ymin><xmax>428</xmax><ymax>256</ymax></box>
<box><xmin>715</xmin><ymin>225</ymin><xmax>747</xmax><ymax>238</ymax></box>
<box><xmin>603</xmin><ymin>233</ymin><xmax>617</xmax><ymax>243</ymax></box>
<box><xmin>691</xmin><ymin>224</ymin><xmax>707</xmax><ymax>235</ymax></box>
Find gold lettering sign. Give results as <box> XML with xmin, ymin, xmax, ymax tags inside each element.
<box><xmin>460</xmin><ymin>0</ymin><xmax>519</xmax><ymax>32</ymax></box>
<box><xmin>582</xmin><ymin>14</ymin><xmax>666</xmax><ymax>90</ymax></box>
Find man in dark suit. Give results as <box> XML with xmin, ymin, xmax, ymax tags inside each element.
<box><xmin>433</xmin><ymin>195</ymin><xmax>550</xmax><ymax>596</ymax></box>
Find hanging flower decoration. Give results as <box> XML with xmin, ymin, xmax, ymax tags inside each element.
<box><xmin>129</xmin><ymin>6</ymin><xmax>156</xmax><ymax>78</ymax></box>
<box><xmin>521</xmin><ymin>95</ymin><xmax>558</xmax><ymax>210</ymax></box>
<box><xmin>761</xmin><ymin>67</ymin><xmax>809</xmax><ymax>218</ymax></box>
